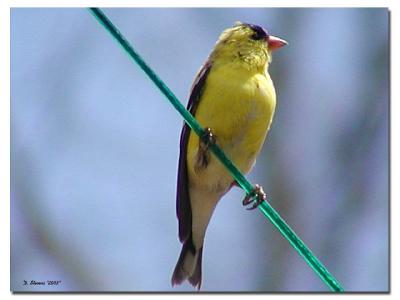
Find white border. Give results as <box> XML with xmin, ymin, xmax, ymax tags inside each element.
<box><xmin>1</xmin><ymin>3</ymin><xmax>10</xmax><ymax>300</ymax></box>
<box><xmin>3</xmin><ymin>1</ymin><xmax>398</xmax><ymax>299</ymax></box>
<box><xmin>4</xmin><ymin>0</ymin><xmax>398</xmax><ymax>8</ymax></box>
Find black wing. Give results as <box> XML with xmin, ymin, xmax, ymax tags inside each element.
<box><xmin>176</xmin><ymin>61</ymin><xmax>212</xmax><ymax>243</ymax></box>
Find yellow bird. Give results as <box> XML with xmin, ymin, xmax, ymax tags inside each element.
<box><xmin>172</xmin><ymin>22</ymin><xmax>287</xmax><ymax>289</ymax></box>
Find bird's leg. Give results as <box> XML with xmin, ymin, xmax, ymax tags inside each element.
<box><xmin>195</xmin><ymin>127</ymin><xmax>216</xmax><ymax>172</ymax></box>
<box><xmin>242</xmin><ymin>184</ymin><xmax>267</xmax><ymax>210</ymax></box>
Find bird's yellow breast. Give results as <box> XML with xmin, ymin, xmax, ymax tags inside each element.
<box><xmin>187</xmin><ymin>64</ymin><xmax>276</xmax><ymax>192</ymax></box>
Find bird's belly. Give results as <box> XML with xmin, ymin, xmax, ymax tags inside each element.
<box><xmin>187</xmin><ymin>71</ymin><xmax>276</xmax><ymax>193</ymax></box>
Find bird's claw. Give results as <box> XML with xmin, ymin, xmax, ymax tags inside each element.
<box><xmin>200</xmin><ymin>127</ymin><xmax>216</xmax><ymax>148</ymax></box>
<box><xmin>195</xmin><ymin>127</ymin><xmax>216</xmax><ymax>172</ymax></box>
<box><xmin>242</xmin><ymin>184</ymin><xmax>267</xmax><ymax>210</ymax></box>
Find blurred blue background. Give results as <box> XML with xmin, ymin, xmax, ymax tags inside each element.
<box><xmin>11</xmin><ymin>8</ymin><xmax>389</xmax><ymax>292</ymax></box>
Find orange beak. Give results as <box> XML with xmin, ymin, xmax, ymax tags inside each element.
<box><xmin>268</xmin><ymin>35</ymin><xmax>288</xmax><ymax>51</ymax></box>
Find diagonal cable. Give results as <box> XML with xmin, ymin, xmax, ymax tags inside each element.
<box><xmin>88</xmin><ymin>7</ymin><xmax>344</xmax><ymax>292</ymax></box>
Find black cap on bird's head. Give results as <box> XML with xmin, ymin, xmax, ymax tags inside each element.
<box><xmin>242</xmin><ymin>23</ymin><xmax>269</xmax><ymax>40</ymax></box>
<box><xmin>239</xmin><ymin>22</ymin><xmax>288</xmax><ymax>51</ymax></box>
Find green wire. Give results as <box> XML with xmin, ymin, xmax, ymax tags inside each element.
<box><xmin>88</xmin><ymin>7</ymin><xmax>344</xmax><ymax>292</ymax></box>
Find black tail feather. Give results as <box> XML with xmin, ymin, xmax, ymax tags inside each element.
<box><xmin>171</xmin><ymin>236</ymin><xmax>203</xmax><ymax>290</ymax></box>
<box><xmin>188</xmin><ymin>247</ymin><xmax>203</xmax><ymax>290</ymax></box>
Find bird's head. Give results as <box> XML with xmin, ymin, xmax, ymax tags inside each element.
<box><xmin>211</xmin><ymin>22</ymin><xmax>287</xmax><ymax>70</ymax></box>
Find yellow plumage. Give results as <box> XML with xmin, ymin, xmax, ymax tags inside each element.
<box><xmin>172</xmin><ymin>22</ymin><xmax>286</xmax><ymax>289</ymax></box>
<box><xmin>187</xmin><ymin>24</ymin><xmax>277</xmax><ymax>193</ymax></box>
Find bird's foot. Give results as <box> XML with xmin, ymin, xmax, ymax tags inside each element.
<box><xmin>195</xmin><ymin>128</ymin><xmax>216</xmax><ymax>172</ymax></box>
<box><xmin>200</xmin><ymin>127</ymin><xmax>216</xmax><ymax>148</ymax></box>
<box><xmin>242</xmin><ymin>184</ymin><xmax>267</xmax><ymax>210</ymax></box>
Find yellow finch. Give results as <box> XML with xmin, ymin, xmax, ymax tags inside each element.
<box><xmin>171</xmin><ymin>22</ymin><xmax>287</xmax><ymax>289</ymax></box>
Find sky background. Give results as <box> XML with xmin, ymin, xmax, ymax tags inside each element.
<box><xmin>11</xmin><ymin>8</ymin><xmax>389</xmax><ymax>292</ymax></box>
